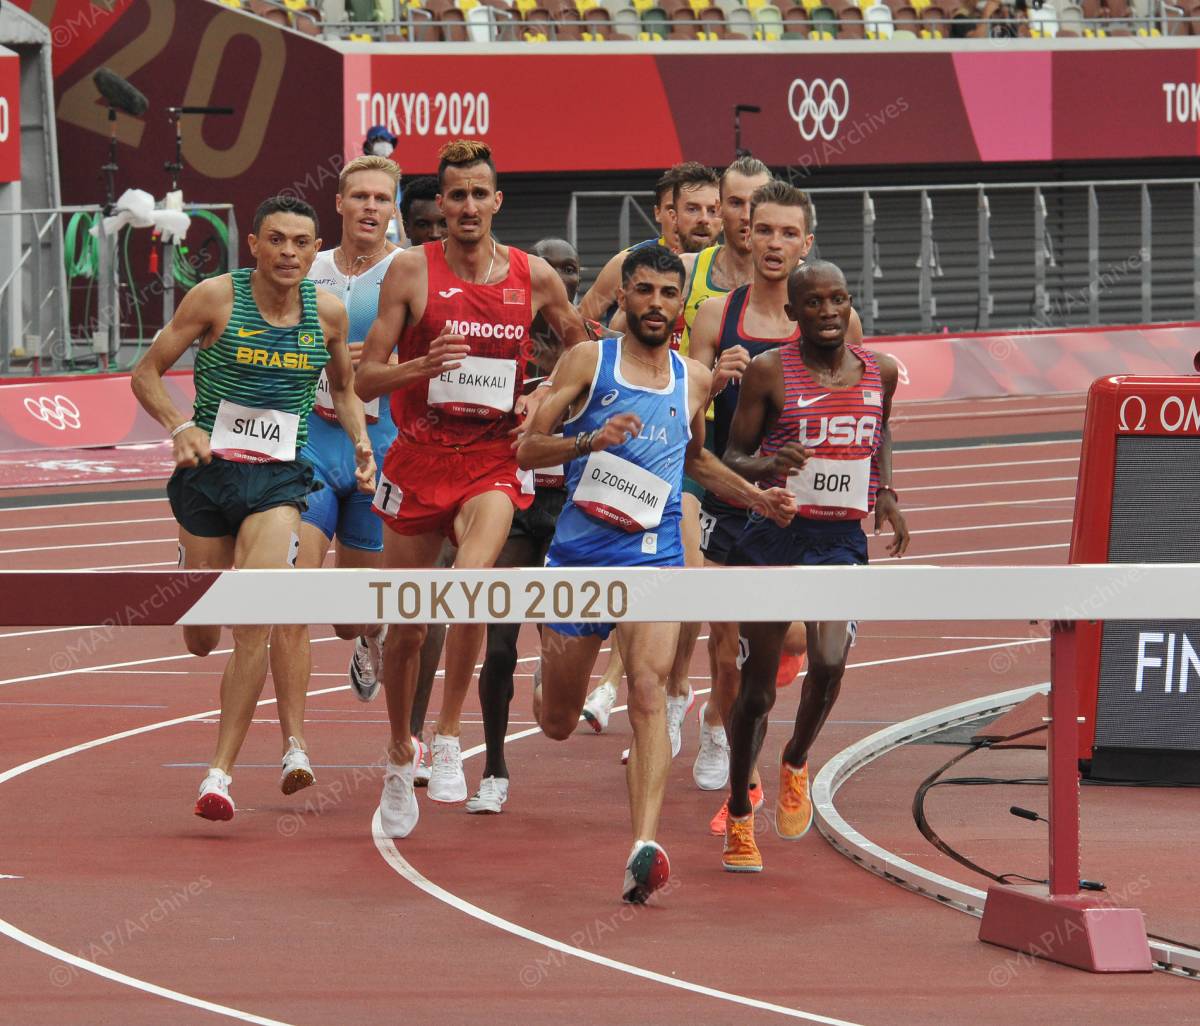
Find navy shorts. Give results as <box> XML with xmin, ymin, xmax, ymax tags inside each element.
<box><xmin>729</xmin><ymin>514</ymin><xmax>868</xmax><ymax>568</ymax></box>
<box><xmin>698</xmin><ymin>495</ymin><xmax>748</xmax><ymax>565</ymax></box>
<box><xmin>169</xmin><ymin>457</ymin><xmax>314</xmax><ymax>539</ymax></box>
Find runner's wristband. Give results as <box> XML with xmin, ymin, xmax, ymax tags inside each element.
<box><xmin>170</xmin><ymin>420</ymin><xmax>196</xmax><ymax>439</ymax></box>
<box><xmin>574</xmin><ymin>430</ymin><xmax>595</xmax><ymax>456</ymax></box>
<box><xmin>875</xmin><ymin>485</ymin><xmax>899</xmax><ymax>503</ymax></box>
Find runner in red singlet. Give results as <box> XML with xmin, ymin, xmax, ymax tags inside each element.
<box><xmin>718</xmin><ymin>260</ymin><xmax>909</xmax><ymax>873</ymax></box>
<box><xmin>356</xmin><ymin>140</ymin><xmax>587</xmax><ymax>837</ymax></box>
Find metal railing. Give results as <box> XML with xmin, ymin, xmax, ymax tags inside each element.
<box><xmin>569</xmin><ymin>177</ymin><xmax>1200</xmax><ymax>336</ymax></box>
<box><xmin>0</xmin><ymin>203</ymin><xmax>236</xmax><ymax>376</ymax></box>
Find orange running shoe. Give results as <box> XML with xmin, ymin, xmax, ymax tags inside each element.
<box><xmin>776</xmin><ymin>650</ymin><xmax>806</xmax><ymax>688</ymax></box>
<box><xmin>776</xmin><ymin>761</ymin><xmax>813</xmax><ymax>840</ymax></box>
<box><xmin>709</xmin><ymin>781</ymin><xmax>765</xmax><ymax>836</ymax></box>
<box><xmin>722</xmin><ymin>814</ymin><xmax>763</xmax><ymax>873</ymax></box>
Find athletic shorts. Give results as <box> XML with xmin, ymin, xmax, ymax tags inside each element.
<box><xmin>300</xmin><ymin>416</ymin><xmax>391</xmax><ymax>552</ymax></box>
<box><xmin>729</xmin><ymin>514</ymin><xmax>868</xmax><ymax>569</ymax></box>
<box><xmin>168</xmin><ymin>457</ymin><xmax>314</xmax><ymax>539</ymax></box>
<box><xmin>681</xmin><ymin>428</ymin><xmax>716</xmax><ymax>500</ymax></box>
<box><xmin>375</xmin><ymin>438</ymin><xmax>533</xmax><ymax>541</ymax></box>
<box><xmin>698</xmin><ymin>495</ymin><xmax>747</xmax><ymax>565</ymax></box>
<box><xmin>544</xmin><ymin>545</ymin><xmax>685</xmax><ymax>642</ymax></box>
<box><xmin>510</xmin><ymin>487</ymin><xmax>566</xmax><ymax>549</ymax></box>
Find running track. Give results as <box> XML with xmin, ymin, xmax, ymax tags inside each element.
<box><xmin>0</xmin><ymin>394</ymin><xmax>1196</xmax><ymax>1025</ymax></box>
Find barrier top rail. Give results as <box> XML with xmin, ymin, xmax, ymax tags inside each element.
<box><xmin>7</xmin><ymin>564</ymin><xmax>1198</xmax><ymax>626</ymax></box>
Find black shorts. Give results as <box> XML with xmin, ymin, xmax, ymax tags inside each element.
<box><xmin>168</xmin><ymin>457</ymin><xmax>315</xmax><ymax>538</ymax></box>
<box><xmin>729</xmin><ymin>514</ymin><xmax>868</xmax><ymax>568</ymax></box>
<box><xmin>698</xmin><ymin>495</ymin><xmax>748</xmax><ymax>565</ymax></box>
<box><xmin>510</xmin><ymin>487</ymin><xmax>566</xmax><ymax>549</ymax></box>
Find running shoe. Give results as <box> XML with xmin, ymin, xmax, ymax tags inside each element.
<box><xmin>775</xmin><ymin>650</ymin><xmax>807</xmax><ymax>689</ymax></box>
<box><xmin>620</xmin><ymin>747</ymin><xmax>630</xmax><ymax>765</ymax></box>
<box><xmin>279</xmin><ymin>736</ymin><xmax>315</xmax><ymax>795</ymax></box>
<box><xmin>776</xmin><ymin>761</ymin><xmax>813</xmax><ymax>840</ymax></box>
<box><xmin>427</xmin><ymin>733</ymin><xmax>468</xmax><ymax>804</ymax></box>
<box><xmin>722</xmin><ymin>814</ymin><xmax>763</xmax><ymax>873</ymax></box>
<box><xmin>348</xmin><ymin>628</ymin><xmax>384</xmax><ymax>703</ymax></box>
<box><xmin>621</xmin><ymin>840</ymin><xmax>671</xmax><ymax>904</ymax></box>
<box><xmin>194</xmin><ymin>769</ymin><xmax>234</xmax><ymax>822</ymax></box>
<box><xmin>413</xmin><ymin>746</ymin><xmax>432</xmax><ymax>787</ymax></box>
<box><xmin>581</xmin><ymin>680</ymin><xmax>617</xmax><ymax>734</ymax></box>
<box><xmin>692</xmin><ymin>701</ymin><xmax>730</xmax><ymax>790</ymax></box>
<box><xmin>709</xmin><ymin>782</ymin><xmax>765</xmax><ymax>836</ymax></box>
<box><xmin>665</xmin><ymin>684</ymin><xmax>695</xmax><ymax>758</ymax></box>
<box><xmin>465</xmin><ymin>775</ymin><xmax>510</xmax><ymax>815</ymax></box>
<box><xmin>380</xmin><ymin>759</ymin><xmax>419</xmax><ymax>838</ymax></box>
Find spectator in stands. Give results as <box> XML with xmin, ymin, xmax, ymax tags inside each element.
<box><xmin>399</xmin><ymin>175</ymin><xmax>446</xmax><ymax>247</ymax></box>
<box><xmin>364</xmin><ymin>124</ymin><xmax>398</xmax><ymax>159</ymax></box>
<box><xmin>949</xmin><ymin>0</ymin><xmax>1005</xmax><ymax>35</ymax></box>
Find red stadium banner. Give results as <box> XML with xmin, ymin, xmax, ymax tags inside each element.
<box><xmin>0</xmin><ymin>51</ymin><xmax>19</xmax><ymax>183</ymax></box>
<box><xmin>344</xmin><ymin>49</ymin><xmax>1200</xmax><ymax>171</ymax></box>
<box><xmin>0</xmin><ymin>371</ymin><xmax>194</xmax><ymax>453</ymax></box>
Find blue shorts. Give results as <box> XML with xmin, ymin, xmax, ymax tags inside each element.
<box><xmin>299</xmin><ymin>414</ymin><xmax>393</xmax><ymax>552</ymax></box>
<box><xmin>729</xmin><ymin>514</ymin><xmax>868</xmax><ymax>568</ymax></box>
<box><xmin>543</xmin><ymin>547</ymin><xmax>685</xmax><ymax>641</ymax></box>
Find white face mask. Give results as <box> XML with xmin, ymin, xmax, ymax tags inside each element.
<box><xmin>371</xmin><ymin>141</ymin><xmax>394</xmax><ymax>158</ymax></box>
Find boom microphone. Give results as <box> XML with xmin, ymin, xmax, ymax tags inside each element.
<box><xmin>93</xmin><ymin>67</ymin><xmax>149</xmax><ymax>117</ymax></box>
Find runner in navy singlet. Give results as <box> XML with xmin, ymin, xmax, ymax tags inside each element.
<box><xmin>356</xmin><ymin>140</ymin><xmax>587</xmax><ymax>838</ymax></box>
<box><xmin>718</xmin><ymin>260</ymin><xmax>910</xmax><ymax>874</ymax></box>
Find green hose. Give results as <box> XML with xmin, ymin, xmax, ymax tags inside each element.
<box><xmin>173</xmin><ymin>209</ymin><xmax>231</xmax><ymax>290</ymax></box>
<box><xmin>64</xmin><ymin>211</ymin><xmax>101</xmax><ymax>279</ymax></box>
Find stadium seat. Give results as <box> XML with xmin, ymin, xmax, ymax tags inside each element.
<box><xmin>689</xmin><ymin>0</ymin><xmax>713</xmax><ymax>10</ymax></box>
<box><xmin>612</xmin><ymin>6</ymin><xmax>642</xmax><ymax>32</ymax></box>
<box><xmin>293</xmin><ymin>5</ymin><xmax>324</xmax><ymax>31</ymax></box>
<box><xmin>440</xmin><ymin>6</ymin><xmax>470</xmax><ymax>36</ymax></box>
<box><xmin>725</xmin><ymin>5</ymin><xmax>755</xmax><ymax>33</ymax></box>
<box><xmin>1028</xmin><ymin>4</ymin><xmax>1057</xmax><ymax>34</ymax></box>
<box><xmin>921</xmin><ymin>4</ymin><xmax>945</xmax><ymax>34</ymax></box>
<box><xmin>891</xmin><ymin>25</ymin><xmax>917</xmax><ymax>34</ymax></box>
<box><xmin>782</xmin><ymin>3</ymin><xmax>810</xmax><ymax>30</ymax></box>
<box><xmin>640</xmin><ymin>6</ymin><xmax>671</xmax><ymax>35</ymax></box>
<box><xmin>754</xmin><ymin>3</ymin><xmax>784</xmax><ymax>35</ymax></box>
<box><xmin>893</xmin><ymin>3</ymin><xmax>919</xmax><ymax>29</ymax></box>
<box><xmin>699</xmin><ymin>5</ymin><xmax>730</xmax><ymax>32</ymax></box>
<box><xmin>834</xmin><ymin>4</ymin><xmax>861</xmax><ymax>33</ymax></box>
<box><xmin>1078</xmin><ymin>0</ymin><xmax>1102</xmax><ymax>17</ymax></box>
<box><xmin>346</xmin><ymin>0</ymin><xmax>376</xmax><ymax>17</ymax></box>
<box><xmin>712</xmin><ymin>0</ymin><xmax>743</xmax><ymax>13</ymax></box>
<box><xmin>1057</xmin><ymin>2</ymin><xmax>1084</xmax><ymax>31</ymax></box>
<box><xmin>863</xmin><ymin>2</ymin><xmax>893</xmax><ymax>34</ymax></box>
<box><xmin>669</xmin><ymin>5</ymin><xmax>702</xmax><ymax>33</ymax></box>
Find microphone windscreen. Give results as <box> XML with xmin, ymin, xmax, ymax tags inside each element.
<box><xmin>93</xmin><ymin>68</ymin><xmax>149</xmax><ymax>117</ymax></box>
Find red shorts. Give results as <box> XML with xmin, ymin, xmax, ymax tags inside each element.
<box><xmin>375</xmin><ymin>438</ymin><xmax>533</xmax><ymax>540</ymax></box>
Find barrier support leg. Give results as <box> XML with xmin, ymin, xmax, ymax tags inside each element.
<box><xmin>977</xmin><ymin>621</ymin><xmax>1152</xmax><ymax>973</ymax></box>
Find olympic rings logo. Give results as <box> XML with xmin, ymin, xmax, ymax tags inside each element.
<box><xmin>787</xmin><ymin>78</ymin><xmax>850</xmax><ymax>142</ymax></box>
<box><xmin>24</xmin><ymin>394</ymin><xmax>82</xmax><ymax>431</ymax></box>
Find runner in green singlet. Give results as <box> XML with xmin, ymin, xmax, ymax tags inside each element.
<box><xmin>131</xmin><ymin>195</ymin><xmax>374</xmax><ymax>824</ymax></box>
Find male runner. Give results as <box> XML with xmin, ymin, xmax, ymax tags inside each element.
<box><xmin>131</xmin><ymin>196</ymin><xmax>372</xmax><ymax>820</ymax></box>
<box><xmin>578</xmin><ymin>162</ymin><xmax>718</xmax><ymax>326</ymax></box>
<box><xmin>399</xmin><ymin>175</ymin><xmax>447</xmax><ymax>247</ymax></box>
<box><xmin>356</xmin><ymin>140</ymin><xmax>587</xmax><ymax>836</ymax></box>
<box><xmin>688</xmin><ymin>180</ymin><xmax>813</xmax><ymax>830</ymax></box>
<box><xmin>719</xmin><ymin>260</ymin><xmax>909</xmax><ymax>872</ymax></box>
<box><xmin>270</xmin><ymin>157</ymin><xmax>400</xmax><ymax>718</ymax></box>
<box><xmin>464</xmin><ymin>236</ymin><xmax>582</xmax><ymax>814</ymax></box>
<box><xmin>518</xmin><ymin>245</ymin><xmax>794</xmax><ymax>902</ymax></box>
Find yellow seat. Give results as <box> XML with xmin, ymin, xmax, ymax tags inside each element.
<box><xmin>516</xmin><ymin>0</ymin><xmax>538</xmax><ymax>11</ymax></box>
<box><xmin>801</xmin><ymin>0</ymin><xmax>822</xmax><ymax>9</ymax></box>
<box><xmin>219</xmin><ymin>0</ymin><xmax>243</xmax><ymax>8</ymax></box>
<box><xmin>631</xmin><ymin>0</ymin><xmax>656</xmax><ymax>10</ymax></box>
<box><xmin>744</xmin><ymin>0</ymin><xmax>769</xmax><ymax>9</ymax></box>
<box><xmin>639</xmin><ymin>28</ymin><xmax>665</xmax><ymax>38</ymax></box>
<box><xmin>347</xmin><ymin>31</ymin><xmax>373</xmax><ymax>39</ymax></box>
<box><xmin>910</xmin><ymin>0</ymin><xmax>930</xmax><ymax>9</ymax></box>
<box><xmin>456</xmin><ymin>0</ymin><xmax>479</xmax><ymax>10</ymax></box>
<box><xmin>576</xmin><ymin>0</ymin><xmax>599</xmax><ymax>9</ymax></box>
<box><xmin>283</xmin><ymin>0</ymin><xmax>307</xmax><ymax>9</ymax></box>
<box><xmin>753</xmin><ymin>27</ymin><xmax>780</xmax><ymax>37</ymax></box>
<box><xmin>689</xmin><ymin>0</ymin><xmax>711</xmax><ymax>10</ymax></box>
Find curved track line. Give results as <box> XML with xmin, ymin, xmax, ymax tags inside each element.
<box><xmin>372</xmin><ymin>720</ymin><xmax>866</xmax><ymax>1026</ymax></box>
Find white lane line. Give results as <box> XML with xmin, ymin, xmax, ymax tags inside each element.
<box><xmin>0</xmin><ymin>497</ymin><xmax>166</xmax><ymax>515</ymax></box>
<box><xmin>897</xmin><ymin>457</ymin><xmax>1077</xmax><ymax>474</ymax></box>
<box><xmin>881</xmin><ymin>542</ymin><xmax>1068</xmax><ymax>560</ymax></box>
<box><xmin>0</xmin><ymin>536</ymin><xmax>172</xmax><ymax>555</ymax></box>
<box><xmin>0</xmin><ymin>701</ymin><xmax>168</xmax><ymax>709</ymax></box>
<box><xmin>909</xmin><ymin>518</ymin><xmax>1071</xmax><ymax>537</ymax></box>
<box><xmin>901</xmin><ymin>476</ymin><xmax>1077</xmax><ymax>493</ymax></box>
<box><xmin>89</xmin><ymin>561</ymin><xmax>176</xmax><ymax>571</ymax></box>
<box><xmin>0</xmin><ymin>516</ymin><xmax>173</xmax><ymax>535</ymax></box>
<box><xmin>904</xmin><ymin>495</ymin><xmax>1074</xmax><ymax>514</ymax></box>
<box><xmin>895</xmin><ymin>438</ymin><xmax>1078</xmax><ymax>455</ymax></box>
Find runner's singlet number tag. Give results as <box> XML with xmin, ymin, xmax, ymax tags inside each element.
<box><xmin>572</xmin><ymin>450</ymin><xmax>671</xmax><ymax>532</ymax></box>
<box><xmin>427</xmin><ymin>355</ymin><xmax>517</xmax><ymax>419</ymax></box>
<box><xmin>315</xmin><ymin>369</ymin><xmax>380</xmax><ymax>423</ymax></box>
<box><xmin>787</xmin><ymin>456</ymin><xmax>871</xmax><ymax>517</ymax></box>
<box><xmin>372</xmin><ymin>473</ymin><xmax>403</xmax><ymax>516</ymax></box>
<box><xmin>210</xmin><ymin>400</ymin><xmax>299</xmax><ymax>463</ymax></box>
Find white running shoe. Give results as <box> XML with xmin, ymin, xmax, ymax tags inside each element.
<box><xmin>348</xmin><ymin>630</ymin><xmax>383</xmax><ymax>702</ymax></box>
<box><xmin>665</xmin><ymin>684</ymin><xmax>695</xmax><ymax>759</ymax></box>
<box><xmin>465</xmin><ymin>775</ymin><xmax>510</xmax><ymax>814</ymax></box>
<box><xmin>622</xmin><ymin>839</ymin><xmax>671</xmax><ymax>904</ymax></box>
<box><xmin>620</xmin><ymin>747</ymin><xmax>630</xmax><ymax>765</ymax></box>
<box><xmin>280</xmin><ymin>736</ymin><xmax>316</xmax><ymax>795</ymax></box>
<box><xmin>413</xmin><ymin>747</ymin><xmax>432</xmax><ymax>787</ymax></box>
<box><xmin>581</xmin><ymin>680</ymin><xmax>617</xmax><ymax>734</ymax></box>
<box><xmin>194</xmin><ymin>769</ymin><xmax>234</xmax><ymax>822</ymax></box>
<box><xmin>692</xmin><ymin>702</ymin><xmax>730</xmax><ymax>790</ymax></box>
<box><xmin>380</xmin><ymin>760</ymin><xmax>419</xmax><ymax>838</ymax></box>
<box><xmin>427</xmin><ymin>734</ymin><xmax>468</xmax><ymax>804</ymax></box>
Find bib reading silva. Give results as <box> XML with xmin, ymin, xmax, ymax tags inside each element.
<box><xmin>393</xmin><ymin>241</ymin><xmax>533</xmax><ymax>446</ymax></box>
<box><xmin>548</xmin><ymin>336</ymin><xmax>690</xmax><ymax>566</ymax></box>
<box><xmin>761</xmin><ymin>343</ymin><xmax>883</xmax><ymax>520</ymax></box>
<box><xmin>194</xmin><ymin>269</ymin><xmax>328</xmax><ymax>463</ymax></box>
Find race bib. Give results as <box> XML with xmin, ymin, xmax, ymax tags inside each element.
<box><xmin>787</xmin><ymin>456</ymin><xmax>871</xmax><ymax>519</ymax></box>
<box><xmin>372</xmin><ymin>471</ymin><xmax>403</xmax><ymax>516</ymax></box>
<box><xmin>427</xmin><ymin>355</ymin><xmax>517</xmax><ymax>419</ymax></box>
<box><xmin>572</xmin><ymin>450</ymin><xmax>671</xmax><ymax>533</ymax></box>
<box><xmin>314</xmin><ymin>369</ymin><xmax>380</xmax><ymax>424</ymax></box>
<box><xmin>210</xmin><ymin>400</ymin><xmax>299</xmax><ymax>463</ymax></box>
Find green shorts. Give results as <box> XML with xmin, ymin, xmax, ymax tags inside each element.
<box><xmin>682</xmin><ymin>425</ymin><xmax>717</xmax><ymax>500</ymax></box>
<box><xmin>168</xmin><ymin>457</ymin><xmax>315</xmax><ymax>538</ymax></box>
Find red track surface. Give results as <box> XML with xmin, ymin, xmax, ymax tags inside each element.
<box><xmin>0</xmin><ymin>394</ymin><xmax>1196</xmax><ymax>1025</ymax></box>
